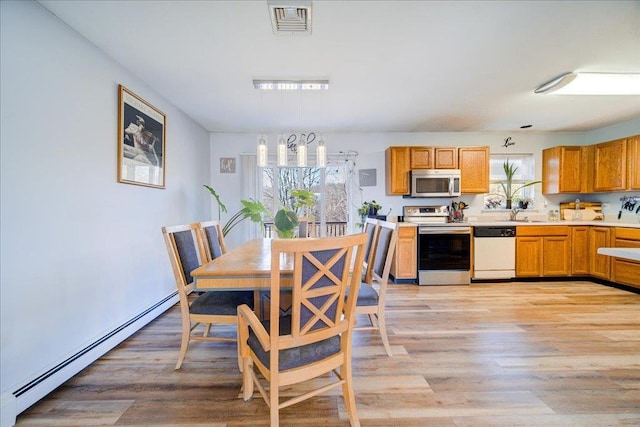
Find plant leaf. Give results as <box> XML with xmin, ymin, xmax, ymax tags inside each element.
<box><xmin>203</xmin><ymin>185</ymin><xmax>227</xmax><ymax>214</ymax></box>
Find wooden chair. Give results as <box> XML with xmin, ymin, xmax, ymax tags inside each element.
<box><xmin>351</xmin><ymin>220</ymin><xmax>398</xmax><ymax>357</ymax></box>
<box><xmin>362</xmin><ymin>217</ymin><xmax>380</xmax><ymax>284</ymax></box>
<box><xmin>198</xmin><ymin>220</ymin><xmax>227</xmax><ymax>261</ymax></box>
<box><xmin>237</xmin><ymin>234</ymin><xmax>367</xmax><ymax>426</ymax></box>
<box><xmin>162</xmin><ymin>223</ymin><xmax>254</xmax><ymax>369</ymax></box>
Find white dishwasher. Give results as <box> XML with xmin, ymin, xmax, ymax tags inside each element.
<box><xmin>473</xmin><ymin>226</ymin><xmax>516</xmax><ymax>279</ymax></box>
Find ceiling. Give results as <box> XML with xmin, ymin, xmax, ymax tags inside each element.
<box><xmin>39</xmin><ymin>0</ymin><xmax>640</xmax><ymax>133</ymax></box>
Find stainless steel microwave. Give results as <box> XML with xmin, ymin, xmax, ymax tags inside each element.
<box><xmin>411</xmin><ymin>169</ymin><xmax>461</xmax><ymax>197</ymax></box>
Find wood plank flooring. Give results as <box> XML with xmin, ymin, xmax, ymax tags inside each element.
<box><xmin>16</xmin><ymin>281</ymin><xmax>640</xmax><ymax>426</ymax></box>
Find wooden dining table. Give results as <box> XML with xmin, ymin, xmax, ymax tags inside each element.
<box><xmin>191</xmin><ymin>238</ymin><xmax>293</xmax><ymax>291</ymax></box>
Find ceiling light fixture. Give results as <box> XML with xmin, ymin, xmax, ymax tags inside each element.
<box><xmin>253</xmin><ymin>79</ymin><xmax>329</xmax><ymax>91</ymax></box>
<box><xmin>534</xmin><ymin>72</ymin><xmax>640</xmax><ymax>95</ymax></box>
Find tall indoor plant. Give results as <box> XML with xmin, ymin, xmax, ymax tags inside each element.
<box><xmin>500</xmin><ymin>160</ymin><xmax>541</xmax><ymax>209</ymax></box>
<box><xmin>273</xmin><ymin>189</ymin><xmax>317</xmax><ymax>238</ymax></box>
<box><xmin>204</xmin><ymin>185</ymin><xmax>268</xmax><ymax>236</ymax></box>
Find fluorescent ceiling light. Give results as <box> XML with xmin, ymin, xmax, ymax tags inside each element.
<box><xmin>535</xmin><ymin>72</ymin><xmax>640</xmax><ymax>95</ymax></box>
<box><xmin>253</xmin><ymin>79</ymin><xmax>329</xmax><ymax>90</ymax></box>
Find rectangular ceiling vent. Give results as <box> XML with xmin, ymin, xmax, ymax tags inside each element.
<box><xmin>268</xmin><ymin>1</ymin><xmax>312</xmax><ymax>36</ymax></box>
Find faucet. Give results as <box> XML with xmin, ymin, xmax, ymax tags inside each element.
<box><xmin>509</xmin><ymin>207</ymin><xmax>521</xmax><ymax>221</ymax></box>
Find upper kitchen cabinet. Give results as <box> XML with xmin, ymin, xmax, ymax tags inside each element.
<box><xmin>410</xmin><ymin>147</ymin><xmax>433</xmax><ymax>169</ymax></box>
<box><xmin>627</xmin><ymin>134</ymin><xmax>640</xmax><ymax>190</ymax></box>
<box><xmin>594</xmin><ymin>138</ymin><xmax>627</xmax><ymax>192</ymax></box>
<box><xmin>458</xmin><ymin>146</ymin><xmax>490</xmax><ymax>193</ymax></box>
<box><xmin>385</xmin><ymin>146</ymin><xmax>411</xmax><ymax>195</ymax></box>
<box><xmin>542</xmin><ymin>146</ymin><xmax>582</xmax><ymax>194</ymax></box>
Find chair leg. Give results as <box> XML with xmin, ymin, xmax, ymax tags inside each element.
<box><xmin>367</xmin><ymin>313</ymin><xmax>378</xmax><ymax>327</ymax></box>
<box><xmin>175</xmin><ymin>322</ymin><xmax>191</xmax><ymax>369</ymax></box>
<box><xmin>341</xmin><ymin>359</ymin><xmax>360</xmax><ymax>427</ymax></box>
<box><xmin>377</xmin><ymin>311</ymin><xmax>392</xmax><ymax>357</ymax></box>
<box><xmin>242</xmin><ymin>358</ymin><xmax>254</xmax><ymax>401</ymax></box>
<box><xmin>203</xmin><ymin>323</ymin><xmax>212</xmax><ymax>337</ymax></box>
<box><xmin>270</xmin><ymin>381</ymin><xmax>279</xmax><ymax>427</ymax></box>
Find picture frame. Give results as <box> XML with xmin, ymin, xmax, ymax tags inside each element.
<box><xmin>117</xmin><ymin>85</ymin><xmax>166</xmax><ymax>188</ymax></box>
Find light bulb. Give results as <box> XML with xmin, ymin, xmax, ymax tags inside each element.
<box><xmin>277</xmin><ymin>135</ymin><xmax>288</xmax><ymax>167</ymax></box>
<box><xmin>297</xmin><ymin>135</ymin><xmax>307</xmax><ymax>167</ymax></box>
<box><xmin>257</xmin><ymin>135</ymin><xmax>268</xmax><ymax>167</ymax></box>
<box><xmin>316</xmin><ymin>137</ymin><xmax>327</xmax><ymax>167</ymax></box>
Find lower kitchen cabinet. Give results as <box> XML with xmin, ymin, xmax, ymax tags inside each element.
<box><xmin>589</xmin><ymin>226</ymin><xmax>611</xmax><ymax>280</ymax></box>
<box><xmin>571</xmin><ymin>226</ymin><xmax>590</xmax><ymax>275</ymax></box>
<box><xmin>516</xmin><ymin>226</ymin><xmax>570</xmax><ymax>277</ymax></box>
<box><xmin>390</xmin><ymin>225</ymin><xmax>417</xmax><ymax>282</ymax></box>
<box><xmin>611</xmin><ymin>227</ymin><xmax>640</xmax><ymax>289</ymax></box>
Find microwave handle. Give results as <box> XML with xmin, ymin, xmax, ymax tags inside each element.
<box><xmin>449</xmin><ymin>177</ymin><xmax>454</xmax><ymax>196</ymax></box>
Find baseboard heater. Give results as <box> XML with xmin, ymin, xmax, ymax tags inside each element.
<box><xmin>9</xmin><ymin>292</ymin><xmax>178</xmax><ymax>418</ymax></box>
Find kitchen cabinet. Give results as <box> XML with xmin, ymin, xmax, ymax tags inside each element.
<box><xmin>589</xmin><ymin>226</ymin><xmax>611</xmax><ymax>280</ymax></box>
<box><xmin>594</xmin><ymin>138</ymin><xmax>627</xmax><ymax>192</ymax></box>
<box><xmin>611</xmin><ymin>227</ymin><xmax>640</xmax><ymax>289</ymax></box>
<box><xmin>580</xmin><ymin>145</ymin><xmax>595</xmax><ymax>193</ymax></box>
<box><xmin>627</xmin><ymin>135</ymin><xmax>640</xmax><ymax>190</ymax></box>
<box><xmin>542</xmin><ymin>146</ymin><xmax>582</xmax><ymax>194</ymax></box>
<box><xmin>516</xmin><ymin>226</ymin><xmax>570</xmax><ymax>277</ymax></box>
<box><xmin>458</xmin><ymin>146</ymin><xmax>490</xmax><ymax>194</ymax></box>
<box><xmin>385</xmin><ymin>146</ymin><xmax>411</xmax><ymax>195</ymax></box>
<box><xmin>434</xmin><ymin>147</ymin><xmax>458</xmax><ymax>169</ymax></box>
<box><xmin>410</xmin><ymin>147</ymin><xmax>433</xmax><ymax>169</ymax></box>
<box><xmin>390</xmin><ymin>225</ymin><xmax>417</xmax><ymax>282</ymax></box>
<box><xmin>571</xmin><ymin>226</ymin><xmax>590</xmax><ymax>276</ymax></box>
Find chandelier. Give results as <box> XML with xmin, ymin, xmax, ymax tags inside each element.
<box><xmin>254</xmin><ymin>79</ymin><xmax>328</xmax><ymax>168</ymax></box>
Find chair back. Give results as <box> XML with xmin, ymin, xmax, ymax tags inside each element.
<box><xmin>161</xmin><ymin>224</ymin><xmax>205</xmax><ymax>300</ymax></box>
<box><xmin>268</xmin><ymin>234</ymin><xmax>367</xmax><ymax>357</ymax></box>
<box><xmin>362</xmin><ymin>218</ymin><xmax>380</xmax><ymax>283</ymax></box>
<box><xmin>199</xmin><ymin>220</ymin><xmax>227</xmax><ymax>262</ymax></box>
<box><xmin>370</xmin><ymin>220</ymin><xmax>398</xmax><ymax>299</ymax></box>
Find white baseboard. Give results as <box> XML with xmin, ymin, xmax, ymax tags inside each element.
<box><xmin>9</xmin><ymin>293</ymin><xmax>178</xmax><ymax>420</ymax></box>
<box><xmin>1</xmin><ymin>393</ymin><xmax>17</xmax><ymax>427</ymax></box>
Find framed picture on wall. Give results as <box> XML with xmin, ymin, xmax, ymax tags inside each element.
<box><xmin>117</xmin><ymin>84</ymin><xmax>166</xmax><ymax>188</ymax></box>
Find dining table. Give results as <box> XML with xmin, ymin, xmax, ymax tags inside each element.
<box><xmin>191</xmin><ymin>238</ymin><xmax>293</xmax><ymax>291</ymax></box>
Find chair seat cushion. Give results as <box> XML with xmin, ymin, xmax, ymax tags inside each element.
<box><xmin>247</xmin><ymin>316</ymin><xmax>340</xmax><ymax>371</ymax></box>
<box><xmin>345</xmin><ymin>283</ymin><xmax>379</xmax><ymax>306</ymax></box>
<box><xmin>190</xmin><ymin>291</ymin><xmax>254</xmax><ymax>315</ymax></box>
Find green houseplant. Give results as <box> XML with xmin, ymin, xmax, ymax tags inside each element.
<box><xmin>357</xmin><ymin>200</ymin><xmax>382</xmax><ymax>228</ymax></box>
<box><xmin>274</xmin><ymin>189</ymin><xmax>317</xmax><ymax>238</ymax></box>
<box><xmin>204</xmin><ymin>185</ymin><xmax>269</xmax><ymax>236</ymax></box>
<box><xmin>500</xmin><ymin>160</ymin><xmax>541</xmax><ymax>209</ymax></box>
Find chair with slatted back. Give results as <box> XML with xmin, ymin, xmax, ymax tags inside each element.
<box><xmin>162</xmin><ymin>223</ymin><xmax>254</xmax><ymax>369</ymax></box>
<box><xmin>237</xmin><ymin>233</ymin><xmax>367</xmax><ymax>427</ymax></box>
<box><xmin>350</xmin><ymin>219</ymin><xmax>398</xmax><ymax>357</ymax></box>
<box><xmin>198</xmin><ymin>220</ymin><xmax>227</xmax><ymax>261</ymax></box>
<box><xmin>362</xmin><ymin>217</ymin><xmax>380</xmax><ymax>284</ymax></box>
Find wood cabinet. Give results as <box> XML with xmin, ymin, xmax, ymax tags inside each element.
<box><xmin>580</xmin><ymin>145</ymin><xmax>595</xmax><ymax>193</ymax></box>
<box><xmin>611</xmin><ymin>227</ymin><xmax>640</xmax><ymax>289</ymax></box>
<box><xmin>458</xmin><ymin>146</ymin><xmax>490</xmax><ymax>193</ymax></box>
<box><xmin>434</xmin><ymin>147</ymin><xmax>458</xmax><ymax>169</ymax></box>
<box><xmin>542</xmin><ymin>146</ymin><xmax>582</xmax><ymax>194</ymax></box>
<box><xmin>385</xmin><ymin>146</ymin><xmax>411</xmax><ymax>195</ymax></box>
<box><xmin>627</xmin><ymin>135</ymin><xmax>640</xmax><ymax>190</ymax></box>
<box><xmin>516</xmin><ymin>226</ymin><xmax>570</xmax><ymax>277</ymax></box>
<box><xmin>589</xmin><ymin>226</ymin><xmax>611</xmax><ymax>280</ymax></box>
<box><xmin>410</xmin><ymin>147</ymin><xmax>433</xmax><ymax>169</ymax></box>
<box><xmin>594</xmin><ymin>138</ymin><xmax>627</xmax><ymax>192</ymax></box>
<box><xmin>571</xmin><ymin>226</ymin><xmax>590</xmax><ymax>276</ymax></box>
<box><xmin>390</xmin><ymin>225</ymin><xmax>417</xmax><ymax>282</ymax></box>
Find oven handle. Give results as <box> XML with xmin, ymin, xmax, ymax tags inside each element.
<box><xmin>419</xmin><ymin>227</ymin><xmax>471</xmax><ymax>234</ymax></box>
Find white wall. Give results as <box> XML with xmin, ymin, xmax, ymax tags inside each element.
<box><xmin>0</xmin><ymin>0</ymin><xmax>210</xmax><ymax>417</ymax></box>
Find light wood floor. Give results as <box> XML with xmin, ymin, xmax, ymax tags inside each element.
<box><xmin>17</xmin><ymin>281</ymin><xmax>640</xmax><ymax>426</ymax></box>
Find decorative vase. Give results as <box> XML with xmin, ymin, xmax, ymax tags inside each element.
<box><xmin>506</xmin><ymin>199</ymin><xmax>512</xmax><ymax>209</ymax></box>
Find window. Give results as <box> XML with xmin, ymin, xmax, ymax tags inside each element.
<box><xmin>259</xmin><ymin>155</ymin><xmax>353</xmax><ymax>236</ymax></box>
<box><xmin>485</xmin><ymin>154</ymin><xmax>536</xmax><ymax>209</ymax></box>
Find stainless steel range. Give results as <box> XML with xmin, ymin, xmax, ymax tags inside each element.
<box><xmin>403</xmin><ymin>205</ymin><xmax>471</xmax><ymax>286</ymax></box>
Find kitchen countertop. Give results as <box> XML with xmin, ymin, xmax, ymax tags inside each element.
<box><xmin>396</xmin><ymin>220</ymin><xmax>640</xmax><ymax>229</ymax></box>
<box><xmin>597</xmin><ymin>247</ymin><xmax>640</xmax><ymax>261</ymax></box>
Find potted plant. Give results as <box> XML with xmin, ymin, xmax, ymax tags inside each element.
<box><xmin>357</xmin><ymin>200</ymin><xmax>382</xmax><ymax>228</ymax></box>
<box><xmin>500</xmin><ymin>160</ymin><xmax>541</xmax><ymax>209</ymax></box>
<box><xmin>274</xmin><ymin>189</ymin><xmax>317</xmax><ymax>238</ymax></box>
<box><xmin>204</xmin><ymin>185</ymin><xmax>269</xmax><ymax>236</ymax></box>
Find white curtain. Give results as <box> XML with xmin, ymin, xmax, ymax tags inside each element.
<box><xmin>241</xmin><ymin>153</ymin><xmax>261</xmax><ymax>241</ymax></box>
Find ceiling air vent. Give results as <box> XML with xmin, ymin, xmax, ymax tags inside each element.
<box><xmin>268</xmin><ymin>1</ymin><xmax>312</xmax><ymax>36</ymax></box>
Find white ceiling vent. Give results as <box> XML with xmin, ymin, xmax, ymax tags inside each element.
<box><xmin>268</xmin><ymin>1</ymin><xmax>312</xmax><ymax>36</ymax></box>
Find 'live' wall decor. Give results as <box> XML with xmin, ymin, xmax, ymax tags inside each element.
<box><xmin>117</xmin><ymin>85</ymin><xmax>166</xmax><ymax>188</ymax></box>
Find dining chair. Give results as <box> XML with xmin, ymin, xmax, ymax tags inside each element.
<box><xmin>237</xmin><ymin>233</ymin><xmax>367</xmax><ymax>427</ymax></box>
<box><xmin>351</xmin><ymin>219</ymin><xmax>398</xmax><ymax>357</ymax></box>
<box><xmin>162</xmin><ymin>223</ymin><xmax>254</xmax><ymax>369</ymax></box>
<box><xmin>362</xmin><ymin>217</ymin><xmax>380</xmax><ymax>284</ymax></box>
<box><xmin>198</xmin><ymin>220</ymin><xmax>227</xmax><ymax>261</ymax></box>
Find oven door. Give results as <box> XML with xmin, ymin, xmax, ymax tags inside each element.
<box><xmin>418</xmin><ymin>227</ymin><xmax>470</xmax><ymax>285</ymax></box>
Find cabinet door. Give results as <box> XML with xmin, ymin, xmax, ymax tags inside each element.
<box><xmin>516</xmin><ymin>237</ymin><xmax>542</xmax><ymax>277</ymax></box>
<box><xmin>542</xmin><ymin>146</ymin><xmax>582</xmax><ymax>194</ymax></box>
<box><xmin>434</xmin><ymin>147</ymin><xmax>457</xmax><ymax>169</ymax></box>
<box><xmin>627</xmin><ymin>134</ymin><xmax>640</xmax><ymax>190</ymax></box>
<box><xmin>385</xmin><ymin>147</ymin><xmax>411</xmax><ymax>195</ymax></box>
<box><xmin>391</xmin><ymin>226</ymin><xmax>417</xmax><ymax>280</ymax></box>
<box><xmin>458</xmin><ymin>146</ymin><xmax>489</xmax><ymax>193</ymax></box>
<box><xmin>594</xmin><ymin>138</ymin><xmax>627</xmax><ymax>191</ymax></box>
<box><xmin>410</xmin><ymin>147</ymin><xmax>434</xmax><ymax>169</ymax></box>
<box><xmin>589</xmin><ymin>227</ymin><xmax>611</xmax><ymax>279</ymax></box>
<box><xmin>542</xmin><ymin>236</ymin><xmax>570</xmax><ymax>276</ymax></box>
<box><xmin>571</xmin><ymin>226</ymin><xmax>590</xmax><ymax>275</ymax></box>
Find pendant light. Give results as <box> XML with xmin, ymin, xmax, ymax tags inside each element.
<box><xmin>297</xmin><ymin>134</ymin><xmax>307</xmax><ymax>167</ymax></box>
<box><xmin>316</xmin><ymin>135</ymin><xmax>326</xmax><ymax>167</ymax></box>
<box><xmin>277</xmin><ymin>91</ymin><xmax>288</xmax><ymax>166</ymax></box>
<box><xmin>257</xmin><ymin>134</ymin><xmax>268</xmax><ymax>167</ymax></box>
